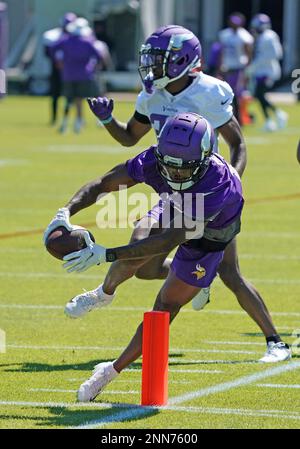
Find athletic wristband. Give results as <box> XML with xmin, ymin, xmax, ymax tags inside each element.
<box><xmin>99</xmin><ymin>115</ymin><xmax>113</xmax><ymax>125</ymax></box>
<box><xmin>106</xmin><ymin>249</ymin><xmax>117</xmax><ymax>262</ymax></box>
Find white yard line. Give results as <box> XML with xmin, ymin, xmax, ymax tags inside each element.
<box><xmin>1</xmin><ymin>303</ymin><xmax>300</xmax><ymax>317</ymax></box>
<box><xmin>67</xmin><ymin>379</ymin><xmax>193</xmax><ymax>384</ymax></box>
<box><xmin>28</xmin><ymin>388</ymin><xmax>139</xmax><ymax>395</ymax></box>
<box><xmin>256</xmin><ymin>383</ymin><xmax>300</xmax><ymax>389</ymax></box>
<box><xmin>1</xmin><ymin>271</ymin><xmax>300</xmax><ymax>284</ymax></box>
<box><xmin>203</xmin><ymin>340</ymin><xmax>266</xmax><ymax>346</ymax></box>
<box><xmin>5</xmin><ymin>343</ymin><xmax>259</xmax><ymax>355</ymax></box>
<box><xmin>240</xmin><ymin>254</ymin><xmax>300</xmax><ymax>261</ymax></box>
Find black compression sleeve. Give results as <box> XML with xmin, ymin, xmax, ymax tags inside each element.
<box><xmin>134</xmin><ymin>110</ymin><xmax>151</xmax><ymax>125</ymax></box>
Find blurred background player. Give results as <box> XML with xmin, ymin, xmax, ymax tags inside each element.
<box><xmin>297</xmin><ymin>139</ymin><xmax>300</xmax><ymax>164</ymax></box>
<box><xmin>52</xmin><ymin>25</ymin><xmax>290</xmax><ymax>362</ymax></box>
<box><xmin>43</xmin><ymin>12</ymin><xmax>77</xmax><ymax>126</ymax></box>
<box><xmin>218</xmin><ymin>12</ymin><xmax>254</xmax><ymax>125</ymax></box>
<box><xmin>51</xmin><ymin>17</ymin><xmax>104</xmax><ymax>134</ymax></box>
<box><xmin>249</xmin><ymin>13</ymin><xmax>288</xmax><ymax>132</ymax></box>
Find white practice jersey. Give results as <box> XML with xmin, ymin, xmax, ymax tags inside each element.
<box><xmin>136</xmin><ymin>72</ymin><xmax>234</xmax><ymax>147</ymax></box>
<box><xmin>43</xmin><ymin>28</ymin><xmax>63</xmax><ymax>47</ymax></box>
<box><xmin>219</xmin><ymin>27</ymin><xmax>254</xmax><ymax>70</ymax></box>
<box><xmin>251</xmin><ymin>30</ymin><xmax>282</xmax><ymax>81</ymax></box>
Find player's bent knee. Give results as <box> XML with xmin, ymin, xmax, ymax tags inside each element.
<box><xmin>135</xmin><ymin>265</ymin><xmax>159</xmax><ymax>280</ymax></box>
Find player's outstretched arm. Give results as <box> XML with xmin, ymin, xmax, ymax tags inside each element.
<box><xmin>43</xmin><ymin>164</ymin><xmax>137</xmax><ymax>244</ymax></box>
<box><xmin>63</xmin><ymin>218</ymin><xmax>203</xmax><ymax>273</ymax></box>
<box><xmin>87</xmin><ymin>97</ymin><xmax>151</xmax><ymax>147</ymax></box>
<box><xmin>218</xmin><ymin>115</ymin><xmax>247</xmax><ymax>177</ymax></box>
<box><xmin>65</xmin><ymin>163</ymin><xmax>137</xmax><ymax>216</ymax></box>
<box><xmin>297</xmin><ymin>139</ymin><xmax>300</xmax><ymax>164</ymax></box>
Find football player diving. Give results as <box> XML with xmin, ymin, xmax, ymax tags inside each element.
<box><xmin>45</xmin><ymin>26</ymin><xmax>291</xmax><ymax>364</ymax></box>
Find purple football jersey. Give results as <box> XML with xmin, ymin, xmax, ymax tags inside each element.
<box><xmin>126</xmin><ymin>146</ymin><xmax>244</xmax><ymax>231</ymax></box>
<box><xmin>51</xmin><ymin>34</ymin><xmax>102</xmax><ymax>82</ymax></box>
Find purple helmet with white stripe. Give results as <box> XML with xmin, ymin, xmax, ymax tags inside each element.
<box><xmin>139</xmin><ymin>25</ymin><xmax>201</xmax><ymax>93</ymax></box>
<box><xmin>155</xmin><ymin>113</ymin><xmax>215</xmax><ymax>191</ymax></box>
<box><xmin>250</xmin><ymin>14</ymin><xmax>271</xmax><ymax>33</ymax></box>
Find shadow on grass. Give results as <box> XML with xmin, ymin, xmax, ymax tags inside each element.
<box><xmin>242</xmin><ymin>332</ymin><xmax>293</xmax><ymax>338</ymax></box>
<box><xmin>0</xmin><ymin>404</ymin><xmax>159</xmax><ymax>429</ymax></box>
<box><xmin>45</xmin><ymin>403</ymin><xmax>159</xmax><ymax>428</ymax></box>
<box><xmin>1</xmin><ymin>359</ymin><xmax>110</xmax><ymax>373</ymax></box>
<box><xmin>1</xmin><ymin>352</ymin><xmax>259</xmax><ymax>373</ymax></box>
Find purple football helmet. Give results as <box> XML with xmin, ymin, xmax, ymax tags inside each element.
<box><xmin>61</xmin><ymin>12</ymin><xmax>77</xmax><ymax>30</ymax></box>
<box><xmin>139</xmin><ymin>25</ymin><xmax>202</xmax><ymax>93</ymax></box>
<box><xmin>155</xmin><ymin>113</ymin><xmax>215</xmax><ymax>191</ymax></box>
<box><xmin>250</xmin><ymin>14</ymin><xmax>271</xmax><ymax>33</ymax></box>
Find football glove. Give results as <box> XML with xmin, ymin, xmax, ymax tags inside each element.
<box><xmin>87</xmin><ymin>96</ymin><xmax>114</xmax><ymax>121</ymax></box>
<box><xmin>62</xmin><ymin>231</ymin><xmax>107</xmax><ymax>273</ymax></box>
<box><xmin>43</xmin><ymin>207</ymin><xmax>77</xmax><ymax>244</ymax></box>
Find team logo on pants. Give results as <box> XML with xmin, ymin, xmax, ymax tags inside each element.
<box><xmin>192</xmin><ymin>264</ymin><xmax>206</xmax><ymax>280</ymax></box>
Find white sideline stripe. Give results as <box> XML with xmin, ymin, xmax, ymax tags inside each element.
<box><xmin>6</xmin><ymin>344</ymin><xmax>259</xmax><ymax>355</ymax></box>
<box><xmin>1</xmin><ymin>271</ymin><xmax>300</xmax><ymax>284</ymax></box>
<box><xmin>73</xmin><ymin>361</ymin><xmax>300</xmax><ymax>428</ymax></box>
<box><xmin>257</xmin><ymin>383</ymin><xmax>300</xmax><ymax>389</ymax></box>
<box><xmin>1</xmin><ymin>303</ymin><xmax>300</xmax><ymax>318</ymax></box>
<box><xmin>28</xmin><ymin>388</ymin><xmax>139</xmax><ymax>395</ymax></box>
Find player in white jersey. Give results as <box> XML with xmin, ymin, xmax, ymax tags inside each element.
<box><xmin>249</xmin><ymin>14</ymin><xmax>288</xmax><ymax>132</ymax></box>
<box><xmin>218</xmin><ymin>13</ymin><xmax>254</xmax><ymax>124</ymax></box>
<box><xmin>52</xmin><ymin>25</ymin><xmax>289</xmax><ymax>362</ymax></box>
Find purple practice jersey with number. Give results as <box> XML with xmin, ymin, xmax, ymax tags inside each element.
<box><xmin>51</xmin><ymin>34</ymin><xmax>102</xmax><ymax>82</ymax></box>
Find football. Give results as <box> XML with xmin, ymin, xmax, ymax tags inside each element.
<box><xmin>45</xmin><ymin>226</ymin><xmax>95</xmax><ymax>260</ymax></box>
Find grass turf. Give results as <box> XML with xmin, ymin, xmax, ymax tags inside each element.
<box><xmin>0</xmin><ymin>95</ymin><xmax>299</xmax><ymax>429</ymax></box>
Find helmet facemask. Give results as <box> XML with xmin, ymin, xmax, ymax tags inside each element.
<box><xmin>155</xmin><ymin>149</ymin><xmax>211</xmax><ymax>191</ymax></box>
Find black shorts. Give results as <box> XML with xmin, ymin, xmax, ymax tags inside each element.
<box><xmin>63</xmin><ymin>80</ymin><xmax>100</xmax><ymax>100</ymax></box>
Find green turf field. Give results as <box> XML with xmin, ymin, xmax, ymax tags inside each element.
<box><xmin>0</xmin><ymin>96</ymin><xmax>299</xmax><ymax>429</ymax></box>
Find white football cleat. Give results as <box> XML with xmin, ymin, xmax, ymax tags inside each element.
<box><xmin>262</xmin><ymin>119</ymin><xmax>277</xmax><ymax>132</ymax></box>
<box><xmin>77</xmin><ymin>362</ymin><xmax>119</xmax><ymax>402</ymax></box>
<box><xmin>259</xmin><ymin>342</ymin><xmax>291</xmax><ymax>363</ymax></box>
<box><xmin>192</xmin><ymin>287</ymin><xmax>210</xmax><ymax>311</ymax></box>
<box><xmin>275</xmin><ymin>110</ymin><xmax>288</xmax><ymax>129</ymax></box>
<box><xmin>64</xmin><ymin>284</ymin><xmax>115</xmax><ymax>318</ymax></box>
